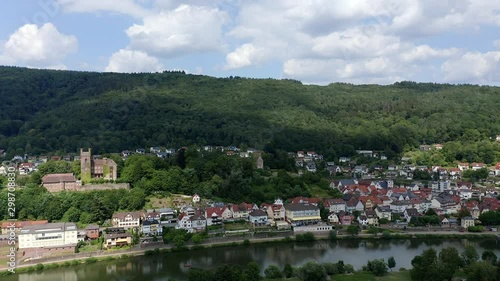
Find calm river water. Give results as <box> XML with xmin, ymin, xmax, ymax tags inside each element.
<box><xmin>5</xmin><ymin>238</ymin><xmax>500</xmax><ymax>281</ymax></box>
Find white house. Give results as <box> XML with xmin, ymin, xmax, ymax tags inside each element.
<box><xmin>461</xmin><ymin>217</ymin><xmax>475</xmax><ymax>228</ymax></box>
<box><xmin>112</xmin><ymin>211</ymin><xmax>142</xmax><ymax>230</ymax></box>
<box><xmin>248</xmin><ymin>209</ymin><xmax>269</xmax><ymax>225</ymax></box>
<box><xmin>328</xmin><ymin>213</ymin><xmax>339</xmax><ymax>224</ymax></box>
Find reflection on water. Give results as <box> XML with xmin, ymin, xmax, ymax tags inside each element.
<box><xmin>7</xmin><ymin>239</ymin><xmax>500</xmax><ymax>281</ymax></box>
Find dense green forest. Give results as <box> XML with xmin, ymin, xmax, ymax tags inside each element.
<box><xmin>0</xmin><ymin>66</ymin><xmax>499</xmax><ymax>159</ymax></box>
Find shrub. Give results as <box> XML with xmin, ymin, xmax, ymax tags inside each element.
<box><xmin>243</xmin><ymin>239</ymin><xmax>251</xmax><ymax>246</ymax></box>
<box><xmin>328</xmin><ymin>230</ymin><xmax>337</xmax><ymax>241</ymax></box>
<box><xmin>35</xmin><ymin>264</ymin><xmax>44</xmax><ymax>271</ymax></box>
<box><xmin>85</xmin><ymin>257</ymin><xmax>98</xmax><ymax>264</ymax></box>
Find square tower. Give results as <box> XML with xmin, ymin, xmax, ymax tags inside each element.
<box><xmin>80</xmin><ymin>148</ymin><xmax>92</xmax><ymax>182</ymax></box>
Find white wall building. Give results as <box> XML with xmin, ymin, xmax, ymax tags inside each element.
<box><xmin>19</xmin><ymin>222</ymin><xmax>78</xmax><ymax>249</ymax></box>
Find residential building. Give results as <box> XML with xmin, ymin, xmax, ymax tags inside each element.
<box><xmin>103</xmin><ymin>232</ymin><xmax>132</xmax><ymax>248</ymax></box>
<box><xmin>190</xmin><ymin>215</ymin><xmax>207</xmax><ymax>232</ymax></box>
<box><xmin>266</xmin><ymin>203</ymin><xmax>286</xmax><ymax>221</ymax></box>
<box><xmin>323</xmin><ymin>199</ymin><xmax>346</xmax><ymax>213</ymax></box>
<box><xmin>338</xmin><ymin>211</ymin><xmax>352</xmax><ymax>225</ymax></box>
<box><xmin>142</xmin><ymin>220</ymin><xmax>162</xmax><ymax>236</ymax></box>
<box><xmin>358</xmin><ymin>215</ymin><xmax>368</xmax><ymax>225</ymax></box>
<box><xmin>328</xmin><ymin>213</ymin><xmax>339</xmax><ymax>224</ymax></box>
<box><xmin>375</xmin><ymin>206</ymin><xmax>392</xmax><ymax>221</ymax></box>
<box><xmin>248</xmin><ymin>209</ymin><xmax>269</xmax><ymax>225</ymax></box>
<box><xmin>461</xmin><ymin>217</ymin><xmax>475</xmax><ymax>228</ymax></box>
<box><xmin>284</xmin><ymin>204</ymin><xmax>321</xmax><ymax>225</ymax></box>
<box><xmin>404</xmin><ymin>208</ymin><xmax>420</xmax><ymax>222</ymax></box>
<box><xmin>84</xmin><ymin>224</ymin><xmax>99</xmax><ymax>240</ymax></box>
<box><xmin>365</xmin><ymin>210</ymin><xmax>379</xmax><ymax>226</ymax></box>
<box><xmin>111</xmin><ymin>211</ymin><xmax>142</xmax><ymax>230</ymax></box>
<box><xmin>18</xmin><ymin>222</ymin><xmax>78</xmax><ymax>249</ymax></box>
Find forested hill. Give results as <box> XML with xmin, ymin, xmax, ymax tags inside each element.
<box><xmin>0</xmin><ymin>66</ymin><xmax>499</xmax><ymax>158</ymax></box>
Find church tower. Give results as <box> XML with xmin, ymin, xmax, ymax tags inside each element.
<box><xmin>80</xmin><ymin>148</ymin><xmax>92</xmax><ymax>182</ymax></box>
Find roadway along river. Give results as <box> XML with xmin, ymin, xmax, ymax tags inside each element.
<box><xmin>5</xmin><ymin>238</ymin><xmax>500</xmax><ymax>281</ymax></box>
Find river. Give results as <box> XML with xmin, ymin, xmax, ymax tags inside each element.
<box><xmin>5</xmin><ymin>238</ymin><xmax>500</xmax><ymax>281</ymax></box>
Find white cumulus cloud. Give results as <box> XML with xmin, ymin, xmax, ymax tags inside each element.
<box><xmin>2</xmin><ymin>23</ymin><xmax>77</xmax><ymax>68</ymax></box>
<box><xmin>105</xmin><ymin>49</ymin><xmax>163</xmax><ymax>73</ymax></box>
<box><xmin>441</xmin><ymin>51</ymin><xmax>500</xmax><ymax>84</ymax></box>
<box><xmin>126</xmin><ymin>5</ymin><xmax>228</xmax><ymax>57</ymax></box>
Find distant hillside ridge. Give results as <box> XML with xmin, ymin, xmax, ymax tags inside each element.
<box><xmin>0</xmin><ymin>66</ymin><xmax>499</xmax><ymax>159</ymax></box>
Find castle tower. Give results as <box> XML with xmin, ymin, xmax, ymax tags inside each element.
<box><xmin>80</xmin><ymin>148</ymin><xmax>92</xmax><ymax>182</ymax></box>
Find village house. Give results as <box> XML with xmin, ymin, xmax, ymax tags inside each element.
<box><xmin>323</xmin><ymin>199</ymin><xmax>346</xmax><ymax>213</ymax></box>
<box><xmin>404</xmin><ymin>208</ymin><xmax>420</xmax><ymax>222</ymax></box>
<box><xmin>248</xmin><ymin>209</ymin><xmax>269</xmax><ymax>225</ymax></box>
<box><xmin>346</xmin><ymin>198</ymin><xmax>364</xmax><ymax>212</ymax></box>
<box><xmin>328</xmin><ymin>213</ymin><xmax>339</xmax><ymax>224</ymax></box>
<box><xmin>461</xmin><ymin>217</ymin><xmax>475</xmax><ymax>228</ymax></box>
<box><xmin>265</xmin><ymin>199</ymin><xmax>286</xmax><ymax>221</ymax></box>
<box><xmin>230</xmin><ymin>202</ymin><xmax>258</xmax><ymax>219</ymax></box>
<box><xmin>205</xmin><ymin>206</ymin><xmax>232</xmax><ymax>226</ymax></box>
<box><xmin>142</xmin><ymin>220</ymin><xmax>162</xmax><ymax>236</ymax></box>
<box><xmin>190</xmin><ymin>215</ymin><xmax>207</xmax><ymax>233</ymax></box>
<box><xmin>365</xmin><ymin>210</ymin><xmax>379</xmax><ymax>226</ymax></box>
<box><xmin>104</xmin><ymin>232</ymin><xmax>132</xmax><ymax>249</ymax></box>
<box><xmin>111</xmin><ymin>211</ymin><xmax>142</xmax><ymax>230</ymax></box>
<box><xmin>375</xmin><ymin>206</ymin><xmax>392</xmax><ymax>221</ymax></box>
<box><xmin>84</xmin><ymin>224</ymin><xmax>100</xmax><ymax>240</ymax></box>
<box><xmin>357</xmin><ymin>215</ymin><xmax>368</xmax><ymax>225</ymax></box>
<box><xmin>337</xmin><ymin>211</ymin><xmax>353</xmax><ymax>225</ymax></box>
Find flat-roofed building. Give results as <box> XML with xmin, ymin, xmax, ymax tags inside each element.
<box><xmin>18</xmin><ymin>222</ymin><xmax>78</xmax><ymax>249</ymax></box>
<box><xmin>284</xmin><ymin>203</ymin><xmax>321</xmax><ymax>226</ymax></box>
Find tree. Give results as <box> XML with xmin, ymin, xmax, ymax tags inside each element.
<box><xmin>328</xmin><ymin>230</ymin><xmax>337</xmax><ymax>241</ymax></box>
<box><xmin>214</xmin><ymin>264</ymin><xmax>243</xmax><ymax>281</ymax></box>
<box><xmin>346</xmin><ymin>225</ymin><xmax>359</xmax><ymax>236</ymax></box>
<box><xmin>410</xmin><ymin>248</ymin><xmax>441</xmax><ymax>281</ymax></box>
<box><xmin>439</xmin><ymin>246</ymin><xmax>463</xmax><ymax>280</ymax></box>
<box><xmin>264</xmin><ymin>265</ymin><xmax>282</xmax><ymax>279</ymax></box>
<box><xmin>462</xmin><ymin>245</ymin><xmax>479</xmax><ymax>266</ymax></box>
<box><xmin>425</xmin><ymin>208</ymin><xmax>437</xmax><ymax>216</ymax></box>
<box><xmin>387</xmin><ymin>256</ymin><xmax>396</xmax><ymax>271</ymax></box>
<box><xmin>191</xmin><ymin>234</ymin><xmax>204</xmax><ymax>244</ymax></box>
<box><xmin>366</xmin><ymin>259</ymin><xmax>388</xmax><ymax>276</ymax></box>
<box><xmin>299</xmin><ymin>261</ymin><xmax>327</xmax><ymax>281</ymax></box>
<box><xmin>482</xmin><ymin>250</ymin><xmax>497</xmax><ymax>265</ymax></box>
<box><xmin>283</xmin><ymin>263</ymin><xmax>293</xmax><ymax>278</ymax></box>
<box><xmin>457</xmin><ymin>208</ymin><xmax>471</xmax><ymax>219</ymax></box>
<box><xmin>464</xmin><ymin>261</ymin><xmax>500</xmax><ymax>281</ymax></box>
<box><xmin>62</xmin><ymin>206</ymin><xmax>81</xmax><ymax>222</ymax></box>
<box><xmin>243</xmin><ymin>262</ymin><xmax>261</xmax><ymax>281</ymax></box>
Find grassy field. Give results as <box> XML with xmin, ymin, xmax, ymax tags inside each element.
<box><xmin>224</xmin><ymin>223</ymin><xmax>250</xmax><ymax>231</ymax></box>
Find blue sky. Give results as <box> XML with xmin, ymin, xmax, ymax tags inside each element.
<box><xmin>0</xmin><ymin>0</ymin><xmax>498</xmax><ymax>85</ymax></box>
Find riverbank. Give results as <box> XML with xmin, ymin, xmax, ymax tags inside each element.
<box><xmin>1</xmin><ymin>230</ymin><xmax>497</xmax><ymax>276</ymax></box>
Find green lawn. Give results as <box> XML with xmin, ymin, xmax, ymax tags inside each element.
<box><xmin>224</xmin><ymin>223</ymin><xmax>250</xmax><ymax>231</ymax></box>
